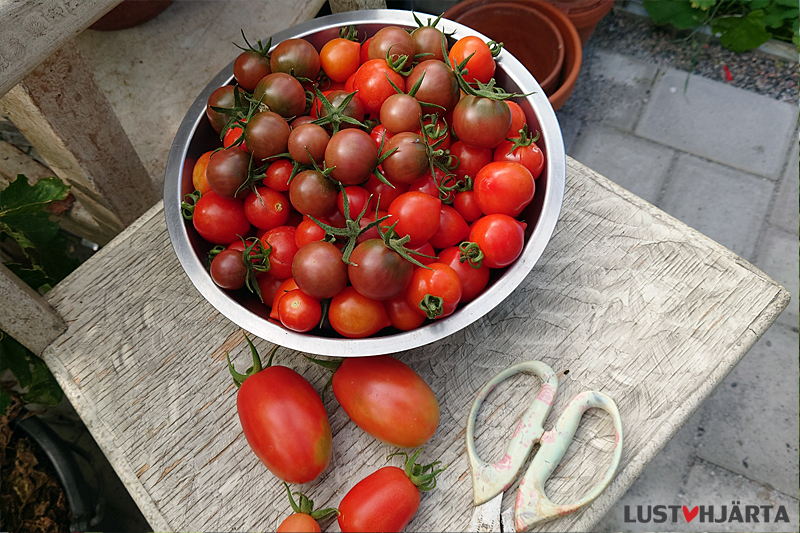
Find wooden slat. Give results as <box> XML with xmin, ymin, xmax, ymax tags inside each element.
<box><xmin>0</xmin><ymin>40</ymin><xmax>158</xmax><ymax>228</ymax></box>
<box><xmin>40</xmin><ymin>157</ymin><xmax>789</xmax><ymax>531</ymax></box>
<box><xmin>0</xmin><ymin>263</ymin><xmax>65</xmax><ymax>356</ymax></box>
<box><xmin>329</xmin><ymin>0</ymin><xmax>387</xmax><ymax>13</ymax></box>
<box><xmin>0</xmin><ymin>0</ymin><xmax>121</xmax><ymax>98</ymax></box>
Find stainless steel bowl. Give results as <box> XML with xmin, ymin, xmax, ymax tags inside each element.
<box><xmin>164</xmin><ymin>9</ymin><xmax>565</xmax><ymax>357</ymax></box>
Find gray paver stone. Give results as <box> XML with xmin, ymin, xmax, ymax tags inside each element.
<box><xmin>556</xmin><ymin>110</ymin><xmax>582</xmax><ymax>155</ymax></box>
<box><xmin>770</xmin><ymin>141</ymin><xmax>799</xmax><ymax>234</ymax></box>
<box><xmin>695</xmin><ymin>323</ymin><xmax>799</xmax><ymax>496</ymax></box>
<box><xmin>569</xmin><ymin>123</ymin><xmax>673</xmax><ymax>204</ymax></box>
<box><xmin>754</xmin><ymin>226</ymin><xmax>799</xmax><ymax>329</ymax></box>
<box><xmin>589</xmin><ymin>50</ymin><xmax>660</xmax><ymax>132</ymax></box>
<box><xmin>659</xmin><ymin>154</ymin><xmax>774</xmax><ymax>259</ymax></box>
<box><xmin>636</xmin><ymin>68</ymin><xmax>796</xmax><ymax>179</ymax></box>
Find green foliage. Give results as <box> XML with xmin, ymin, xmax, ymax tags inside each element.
<box><xmin>0</xmin><ymin>174</ymin><xmax>77</xmax><ymax>407</ymax></box>
<box><xmin>643</xmin><ymin>0</ymin><xmax>800</xmax><ymax>52</ymax></box>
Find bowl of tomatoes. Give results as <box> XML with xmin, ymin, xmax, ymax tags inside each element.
<box><xmin>163</xmin><ymin>9</ymin><xmax>565</xmax><ymax>357</ymax></box>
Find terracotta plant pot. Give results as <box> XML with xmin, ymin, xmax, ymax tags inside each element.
<box><xmin>546</xmin><ymin>0</ymin><xmax>615</xmax><ymax>45</ymax></box>
<box><xmin>90</xmin><ymin>0</ymin><xmax>173</xmax><ymax>31</ymax></box>
<box><xmin>444</xmin><ymin>0</ymin><xmax>582</xmax><ymax>111</ymax></box>
<box><xmin>444</xmin><ymin>1</ymin><xmax>565</xmax><ymax>96</ymax></box>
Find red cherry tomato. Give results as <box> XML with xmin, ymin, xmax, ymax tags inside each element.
<box><xmin>263</xmin><ymin>159</ymin><xmax>293</xmax><ymax>192</ymax></box>
<box><xmin>261</xmin><ymin>226</ymin><xmax>299</xmax><ymax>280</ymax></box>
<box><xmin>332</xmin><ymin>356</ymin><xmax>439</xmax><ymax>447</ymax></box>
<box><xmin>193</xmin><ymin>191</ymin><xmax>251</xmax><ymax>245</ymax></box>
<box><xmin>453</xmin><ymin>190</ymin><xmax>483</xmax><ymax>223</ymax></box>
<box><xmin>278</xmin><ymin>289</ymin><xmax>322</xmax><ymax>333</ymax></box>
<box><xmin>244</xmin><ymin>187</ymin><xmax>291</xmax><ymax>230</ymax></box>
<box><xmin>505</xmin><ymin>100</ymin><xmax>527</xmax><ymax>138</ymax></box>
<box><xmin>448</xmin><ymin>36</ymin><xmax>496</xmax><ymax>84</ymax></box>
<box><xmin>427</xmin><ymin>205</ymin><xmax>469</xmax><ymax>250</ymax></box>
<box><xmin>469</xmin><ymin>214</ymin><xmax>527</xmax><ymax>269</ymax></box>
<box><xmin>352</xmin><ymin>59</ymin><xmax>405</xmax><ymax>115</ymax></box>
<box><xmin>320</xmin><ymin>37</ymin><xmax>361</xmax><ymax>82</ymax></box>
<box><xmin>337</xmin><ymin>186</ymin><xmax>370</xmax><ymax>218</ymax></box>
<box><xmin>384</xmin><ymin>293</ymin><xmax>426</xmax><ymax>331</ymax></box>
<box><xmin>493</xmin><ymin>136</ymin><xmax>545</xmax><ymax>180</ymax></box>
<box><xmin>438</xmin><ymin>246</ymin><xmax>491</xmax><ymax>303</ymax></box>
<box><xmin>277</xmin><ymin>514</ymin><xmax>321</xmax><ymax>533</ymax></box>
<box><xmin>270</xmin><ymin>278</ymin><xmax>298</xmax><ymax>320</ymax></box>
<box><xmin>449</xmin><ymin>141</ymin><xmax>492</xmax><ymax>182</ymax></box>
<box><xmin>473</xmin><ymin>161</ymin><xmax>535</xmax><ymax>217</ymax></box>
<box><xmin>329</xmin><ymin>286</ymin><xmax>391</xmax><ymax>338</ymax></box>
<box><xmin>295</xmin><ymin>216</ymin><xmax>327</xmax><ymax>248</ymax></box>
<box><xmin>388</xmin><ymin>192</ymin><xmax>442</xmax><ymax>245</ymax></box>
<box><xmin>407</xmin><ymin>263</ymin><xmax>462</xmax><ymax>319</ymax></box>
<box><xmin>192</xmin><ymin>151</ymin><xmax>213</xmax><ymax>195</ymax></box>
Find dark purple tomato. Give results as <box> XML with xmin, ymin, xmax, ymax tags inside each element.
<box><xmin>452</xmin><ymin>96</ymin><xmax>511</xmax><ymax>150</ymax></box>
<box><xmin>316</xmin><ymin>90</ymin><xmax>366</xmax><ymax>132</ymax></box>
<box><xmin>368</xmin><ymin>26</ymin><xmax>415</xmax><ymax>62</ymax></box>
<box><xmin>252</xmin><ymin>73</ymin><xmax>306</xmax><ymax>119</ymax></box>
<box><xmin>289</xmin><ymin>170</ymin><xmax>338</xmax><ymax>218</ymax></box>
<box><xmin>325</xmin><ymin>129</ymin><xmax>378</xmax><ymax>186</ymax></box>
<box><xmin>270</xmin><ymin>38</ymin><xmax>321</xmax><ymax>80</ymax></box>
<box><xmin>405</xmin><ymin>60</ymin><xmax>460</xmax><ymax>114</ymax></box>
<box><xmin>287</xmin><ymin>123</ymin><xmax>330</xmax><ymax>166</ymax></box>
<box><xmin>244</xmin><ymin>111</ymin><xmax>291</xmax><ymax>160</ymax></box>
<box><xmin>411</xmin><ymin>26</ymin><xmax>447</xmax><ymax>62</ymax></box>
<box><xmin>206</xmin><ymin>85</ymin><xmax>237</xmax><ymax>134</ymax></box>
<box><xmin>206</xmin><ymin>148</ymin><xmax>250</xmax><ymax>198</ymax></box>
<box><xmin>234</xmin><ymin>51</ymin><xmax>271</xmax><ymax>92</ymax></box>
<box><xmin>380</xmin><ymin>94</ymin><xmax>422</xmax><ymax>134</ymax></box>
<box><xmin>348</xmin><ymin>239</ymin><xmax>414</xmax><ymax>301</ymax></box>
<box><xmin>210</xmin><ymin>249</ymin><xmax>247</xmax><ymax>290</ymax></box>
<box><xmin>381</xmin><ymin>132</ymin><xmax>429</xmax><ymax>185</ymax></box>
<box><xmin>292</xmin><ymin>241</ymin><xmax>349</xmax><ymax>300</ymax></box>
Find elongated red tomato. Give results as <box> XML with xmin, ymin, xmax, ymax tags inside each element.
<box><xmin>333</xmin><ymin>356</ymin><xmax>439</xmax><ymax>447</ymax></box>
<box><xmin>229</xmin><ymin>337</ymin><xmax>331</xmax><ymax>484</ymax></box>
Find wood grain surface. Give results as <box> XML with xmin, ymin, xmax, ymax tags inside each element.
<box><xmin>40</xmin><ymin>157</ymin><xmax>789</xmax><ymax>532</ymax></box>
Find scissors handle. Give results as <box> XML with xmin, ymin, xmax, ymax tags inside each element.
<box><xmin>467</xmin><ymin>361</ymin><xmax>560</xmax><ymax>505</ymax></box>
<box><xmin>513</xmin><ymin>390</ymin><xmax>624</xmax><ymax>532</ymax></box>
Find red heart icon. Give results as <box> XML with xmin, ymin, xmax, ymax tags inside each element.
<box><xmin>683</xmin><ymin>505</ymin><xmax>699</xmax><ymax>522</ymax></box>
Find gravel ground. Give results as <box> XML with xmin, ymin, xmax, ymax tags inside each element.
<box><xmin>591</xmin><ymin>9</ymin><xmax>799</xmax><ymax>105</ymax></box>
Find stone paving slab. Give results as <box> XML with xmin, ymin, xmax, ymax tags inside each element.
<box><xmin>659</xmin><ymin>153</ymin><xmax>774</xmax><ymax>260</ymax></box>
<box><xmin>755</xmin><ymin>226</ymin><xmax>799</xmax><ymax>329</ymax></box>
<box><xmin>569</xmin><ymin>123</ymin><xmax>674</xmax><ymax>204</ymax></box>
<box><xmin>770</xmin><ymin>140</ymin><xmax>799</xmax><ymax>235</ymax></box>
<box><xmin>588</xmin><ymin>50</ymin><xmax>660</xmax><ymax>132</ymax></box>
<box><xmin>694</xmin><ymin>323</ymin><xmax>799</xmax><ymax>496</ymax></box>
<box><xmin>635</xmin><ymin>68</ymin><xmax>796</xmax><ymax>179</ymax></box>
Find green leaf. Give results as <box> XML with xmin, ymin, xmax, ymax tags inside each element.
<box><xmin>0</xmin><ymin>175</ymin><xmax>68</xmax><ymax>218</ymax></box>
<box><xmin>764</xmin><ymin>3</ymin><xmax>799</xmax><ymax>27</ymax></box>
<box><xmin>0</xmin><ymin>331</ymin><xmax>33</xmax><ymax>388</ymax></box>
<box><xmin>775</xmin><ymin>0</ymin><xmax>799</xmax><ymax>7</ymax></box>
<box><xmin>644</xmin><ymin>0</ymin><xmax>708</xmax><ymax>29</ymax></box>
<box><xmin>691</xmin><ymin>0</ymin><xmax>716</xmax><ymax>10</ymax></box>
<box><xmin>4</xmin><ymin>262</ymin><xmax>51</xmax><ymax>293</ymax></box>
<box><xmin>712</xmin><ymin>12</ymin><xmax>772</xmax><ymax>52</ymax></box>
<box><xmin>21</xmin><ymin>355</ymin><xmax>62</xmax><ymax>406</ymax></box>
<box><xmin>750</xmin><ymin>0</ymin><xmax>771</xmax><ymax>10</ymax></box>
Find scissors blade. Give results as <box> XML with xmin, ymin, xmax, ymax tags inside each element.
<box><xmin>470</xmin><ymin>493</ymin><xmax>503</xmax><ymax>532</ymax></box>
<box><xmin>500</xmin><ymin>505</ymin><xmax>516</xmax><ymax>533</ymax></box>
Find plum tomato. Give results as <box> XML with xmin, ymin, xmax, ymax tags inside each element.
<box><xmin>289</xmin><ymin>170</ymin><xmax>339</xmax><ymax>219</ymax></box>
<box><xmin>469</xmin><ymin>214</ymin><xmax>526</xmax><ymax>269</ymax></box>
<box><xmin>493</xmin><ymin>134</ymin><xmax>545</xmax><ymax>180</ymax></box>
<box><xmin>229</xmin><ymin>337</ymin><xmax>331</xmax><ymax>484</ymax></box>
<box><xmin>278</xmin><ymin>289</ymin><xmax>322</xmax><ymax>333</ymax></box>
<box><xmin>381</xmin><ymin>132</ymin><xmax>430</xmax><ymax>185</ymax></box>
<box><xmin>270</xmin><ymin>38</ymin><xmax>320</xmax><ymax>80</ymax></box>
<box><xmin>405</xmin><ymin>60</ymin><xmax>459</xmax><ymax>114</ymax></box>
<box><xmin>320</xmin><ymin>37</ymin><xmax>361</xmax><ymax>83</ymax></box>
<box><xmin>244</xmin><ymin>187</ymin><xmax>290</xmax><ymax>230</ymax></box>
<box><xmin>348</xmin><ymin>239</ymin><xmax>414</xmax><ymax>301</ymax></box>
<box><xmin>473</xmin><ymin>161</ymin><xmax>535</xmax><ymax>217</ymax></box>
<box><xmin>449</xmin><ymin>141</ymin><xmax>492</xmax><ymax>182</ymax></box>
<box><xmin>332</xmin><ymin>356</ymin><xmax>439</xmax><ymax>448</ymax></box>
<box><xmin>264</xmin><ymin>159</ymin><xmax>293</xmax><ymax>192</ymax></box>
<box><xmin>192</xmin><ymin>151</ymin><xmax>213</xmax><ymax>194</ymax></box>
<box><xmin>245</xmin><ymin>111</ymin><xmax>291</xmax><ymax>160</ymax></box>
<box><xmin>206</xmin><ymin>148</ymin><xmax>250</xmax><ymax>198</ymax></box>
<box><xmin>252</xmin><ymin>73</ymin><xmax>306</xmax><ymax>119</ymax></box>
<box><xmin>210</xmin><ymin>249</ymin><xmax>247</xmax><ymax>290</ymax></box>
<box><xmin>452</xmin><ymin>96</ymin><xmax>511</xmax><ymax>150</ymax></box>
<box><xmin>411</xmin><ymin>25</ymin><xmax>448</xmax><ymax>62</ymax></box>
<box><xmin>292</xmin><ymin>241</ymin><xmax>348</xmax><ymax>300</ymax></box>
<box><xmin>380</xmin><ymin>94</ymin><xmax>422</xmax><ymax>134</ymax></box>
<box><xmin>384</xmin><ymin>293</ymin><xmax>426</xmax><ymax>331</ymax></box>
<box><xmin>427</xmin><ymin>205</ymin><xmax>469</xmax><ymax>250</ymax></box>
<box><xmin>234</xmin><ymin>50</ymin><xmax>271</xmax><ymax>92</ymax></box>
<box><xmin>407</xmin><ymin>262</ymin><xmax>462</xmax><ymax>319</ymax></box>
<box><xmin>329</xmin><ymin>286</ymin><xmax>391</xmax><ymax>338</ymax></box>
<box><xmin>352</xmin><ymin>59</ymin><xmax>405</xmax><ymax>115</ymax></box>
<box><xmin>206</xmin><ymin>85</ymin><xmax>236</xmax><ymax>134</ymax></box>
<box><xmin>261</xmin><ymin>226</ymin><xmax>299</xmax><ymax>280</ymax></box>
<box><xmin>325</xmin><ymin>129</ymin><xmax>378</xmax><ymax>185</ymax></box>
<box><xmin>388</xmin><ymin>192</ymin><xmax>441</xmax><ymax>245</ymax></box>
<box><xmin>448</xmin><ymin>36</ymin><xmax>496</xmax><ymax>84</ymax></box>
<box><xmin>437</xmin><ymin>246</ymin><xmax>490</xmax><ymax>303</ymax></box>
<box><xmin>287</xmin><ymin>123</ymin><xmax>330</xmax><ymax>166</ymax></box>
<box><xmin>193</xmin><ymin>191</ymin><xmax>251</xmax><ymax>245</ymax></box>
<box><xmin>368</xmin><ymin>26</ymin><xmax>415</xmax><ymax>63</ymax></box>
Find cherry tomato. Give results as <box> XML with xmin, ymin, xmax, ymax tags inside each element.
<box><xmin>348</xmin><ymin>239</ymin><xmax>413</xmax><ymax>301</ymax></box>
<box><xmin>192</xmin><ymin>151</ymin><xmax>213</xmax><ymax>194</ymax></box>
<box><xmin>244</xmin><ymin>187</ymin><xmax>291</xmax><ymax>230</ymax></box>
<box><xmin>253</xmin><ymin>73</ymin><xmax>306</xmax><ymax>119</ymax></box>
<box><xmin>448</xmin><ymin>36</ymin><xmax>496</xmax><ymax>84</ymax></box>
<box><xmin>407</xmin><ymin>263</ymin><xmax>462</xmax><ymax>319</ymax></box>
<box><xmin>287</xmin><ymin>123</ymin><xmax>330</xmax><ymax>166</ymax></box>
<box><xmin>363</xmin><ymin>174</ymin><xmax>407</xmax><ymax>212</ymax></box>
<box><xmin>505</xmin><ymin>100</ymin><xmax>527</xmax><ymax>138</ymax></box>
<box><xmin>369</xmin><ymin>123</ymin><xmax>394</xmax><ymax>149</ymax></box>
<box><xmin>270</xmin><ymin>278</ymin><xmax>298</xmax><ymax>320</ymax></box>
<box><xmin>388</xmin><ymin>192</ymin><xmax>441</xmax><ymax>245</ymax></box>
<box><xmin>278</xmin><ymin>514</ymin><xmax>321</xmax><ymax>533</ymax></box>
<box><xmin>257</xmin><ymin>275</ymin><xmax>283</xmax><ymax>308</ymax></box>
<box><xmin>292</xmin><ymin>240</ymin><xmax>348</xmax><ymax>300</ymax></box>
<box><xmin>329</xmin><ymin>287</ymin><xmax>391</xmax><ymax>338</ymax></box>
<box><xmin>411</xmin><ymin>25</ymin><xmax>447</xmax><ymax>62</ymax></box>
<box><xmin>320</xmin><ymin>37</ymin><xmax>361</xmax><ymax>82</ymax></box>
<box><xmin>261</xmin><ymin>226</ymin><xmax>299</xmax><ymax>280</ymax></box>
<box><xmin>210</xmin><ymin>249</ymin><xmax>247</xmax><ymax>290</ymax></box>
<box><xmin>332</xmin><ymin>356</ymin><xmax>439</xmax><ymax>447</ymax></box>
<box><xmin>270</xmin><ymin>38</ymin><xmax>320</xmax><ymax>80</ymax></box>
<box><xmin>453</xmin><ymin>189</ymin><xmax>483</xmax><ymax>223</ymax></box>
<box><xmin>295</xmin><ymin>216</ymin><xmax>327</xmax><ymax>248</ymax></box>
<box><xmin>427</xmin><ymin>205</ymin><xmax>469</xmax><ymax>250</ymax></box>
<box><xmin>206</xmin><ymin>85</ymin><xmax>236</xmax><ymax>134</ymax></box>
<box><xmin>452</xmin><ymin>96</ymin><xmax>511</xmax><ymax>150</ymax></box>
<box><xmin>315</xmin><ymin>90</ymin><xmax>366</xmax><ymax>132</ymax></box>
<box><xmin>223</xmin><ymin>124</ymin><xmax>248</xmax><ymax>151</ymax></box>
<box><xmin>352</xmin><ymin>59</ymin><xmax>405</xmax><ymax>115</ymax></box>
<box><xmin>473</xmin><ymin>161</ymin><xmax>535</xmax><ymax>217</ymax></box>
<box><xmin>264</xmin><ymin>159</ymin><xmax>293</xmax><ymax>192</ymax></box>
<box><xmin>360</xmin><ymin>38</ymin><xmax>372</xmax><ymax>64</ymax></box>
<box><xmin>469</xmin><ymin>214</ymin><xmax>526</xmax><ymax>269</ymax></box>
<box><xmin>405</xmin><ymin>60</ymin><xmax>459</xmax><ymax>114</ymax></box>
<box><xmin>406</xmin><ymin>241</ymin><xmax>436</xmax><ymax>266</ymax></box>
<box><xmin>193</xmin><ymin>191</ymin><xmax>251</xmax><ymax>245</ymax></box>
<box><xmin>278</xmin><ymin>289</ymin><xmax>322</xmax><ymax>333</ymax></box>
<box><xmin>245</xmin><ymin>111</ymin><xmax>291</xmax><ymax>160</ymax></box>
<box><xmin>234</xmin><ymin>50</ymin><xmax>271</xmax><ymax>92</ymax></box>
<box><xmin>337</xmin><ymin>186</ymin><xmax>370</xmax><ymax>218</ymax></box>
<box><xmin>381</xmin><ymin>132</ymin><xmax>430</xmax><ymax>185</ymax></box>
<box><xmin>493</xmin><ymin>136</ymin><xmax>545</xmax><ymax>180</ymax></box>
<box><xmin>230</xmin><ymin>338</ymin><xmax>331</xmax><ymax>484</ymax></box>
<box><xmin>369</xmin><ymin>26</ymin><xmax>415</xmax><ymax>63</ymax></box>
<box><xmin>380</xmin><ymin>94</ymin><xmax>422</xmax><ymax>134</ymax></box>
<box><xmin>325</xmin><ymin>129</ymin><xmax>378</xmax><ymax>186</ymax></box>
<box><xmin>384</xmin><ymin>293</ymin><xmax>426</xmax><ymax>331</ymax></box>
<box><xmin>437</xmin><ymin>246</ymin><xmax>490</xmax><ymax>303</ymax></box>
<box><xmin>449</xmin><ymin>141</ymin><xmax>492</xmax><ymax>182</ymax></box>
<box><xmin>206</xmin><ymin>148</ymin><xmax>250</xmax><ymax>198</ymax></box>
<box><xmin>289</xmin><ymin>170</ymin><xmax>338</xmax><ymax>219</ymax></box>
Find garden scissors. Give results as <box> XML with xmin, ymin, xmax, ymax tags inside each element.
<box><xmin>467</xmin><ymin>361</ymin><xmax>623</xmax><ymax>532</ymax></box>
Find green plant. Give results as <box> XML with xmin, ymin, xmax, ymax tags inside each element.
<box><xmin>0</xmin><ymin>174</ymin><xmax>80</xmax><ymax>410</ymax></box>
<box><xmin>644</xmin><ymin>0</ymin><xmax>800</xmax><ymax>52</ymax></box>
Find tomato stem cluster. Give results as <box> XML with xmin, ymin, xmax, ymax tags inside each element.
<box><xmin>504</xmin><ymin>123</ymin><xmax>541</xmax><ymax>156</ymax></box>
<box><xmin>283</xmin><ymin>482</ymin><xmax>339</xmax><ymax>520</ymax></box>
<box><xmin>226</xmin><ymin>334</ymin><xmax>277</xmax><ymax>388</ymax></box>
<box><xmin>389</xmin><ymin>448</ymin><xmax>447</xmax><ymax>492</ymax></box>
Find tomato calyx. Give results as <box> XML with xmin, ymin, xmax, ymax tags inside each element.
<box><xmin>385</xmin><ymin>45</ymin><xmax>413</xmax><ymax>76</ymax></box>
<box><xmin>310</xmin><ymin>86</ymin><xmax>366</xmax><ymax>134</ymax></box>
<box><xmin>444</xmin><ymin>40</ymin><xmax>528</xmax><ymax>102</ymax></box>
<box><xmin>226</xmin><ymin>333</ymin><xmax>278</xmax><ymax>387</ymax></box>
<box><xmin>374</xmin><ymin>216</ymin><xmax>436</xmax><ymax>270</ymax></box>
<box><xmin>234</xmin><ymin>30</ymin><xmax>272</xmax><ymax>58</ymax></box>
<box><xmin>504</xmin><ymin>123</ymin><xmax>540</xmax><ymax>156</ymax></box>
<box><xmin>388</xmin><ymin>448</ymin><xmax>447</xmax><ymax>492</ymax></box>
<box><xmin>240</xmin><ymin>236</ymin><xmax>273</xmax><ymax>301</ymax></box>
<box><xmin>458</xmin><ymin>241</ymin><xmax>484</xmax><ymax>269</ymax></box>
<box><xmin>283</xmin><ymin>482</ymin><xmax>339</xmax><ymax>521</ymax></box>
<box><xmin>304</xmin><ymin>355</ymin><xmax>342</xmax><ymax>398</ymax></box>
<box><xmin>181</xmin><ymin>190</ymin><xmax>202</xmax><ymax>220</ymax></box>
<box><xmin>338</xmin><ymin>25</ymin><xmax>360</xmax><ymax>42</ymax></box>
<box><xmin>418</xmin><ymin>293</ymin><xmax>444</xmax><ymax>319</ymax></box>
<box><xmin>487</xmin><ymin>40</ymin><xmax>504</xmax><ymax>58</ymax></box>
